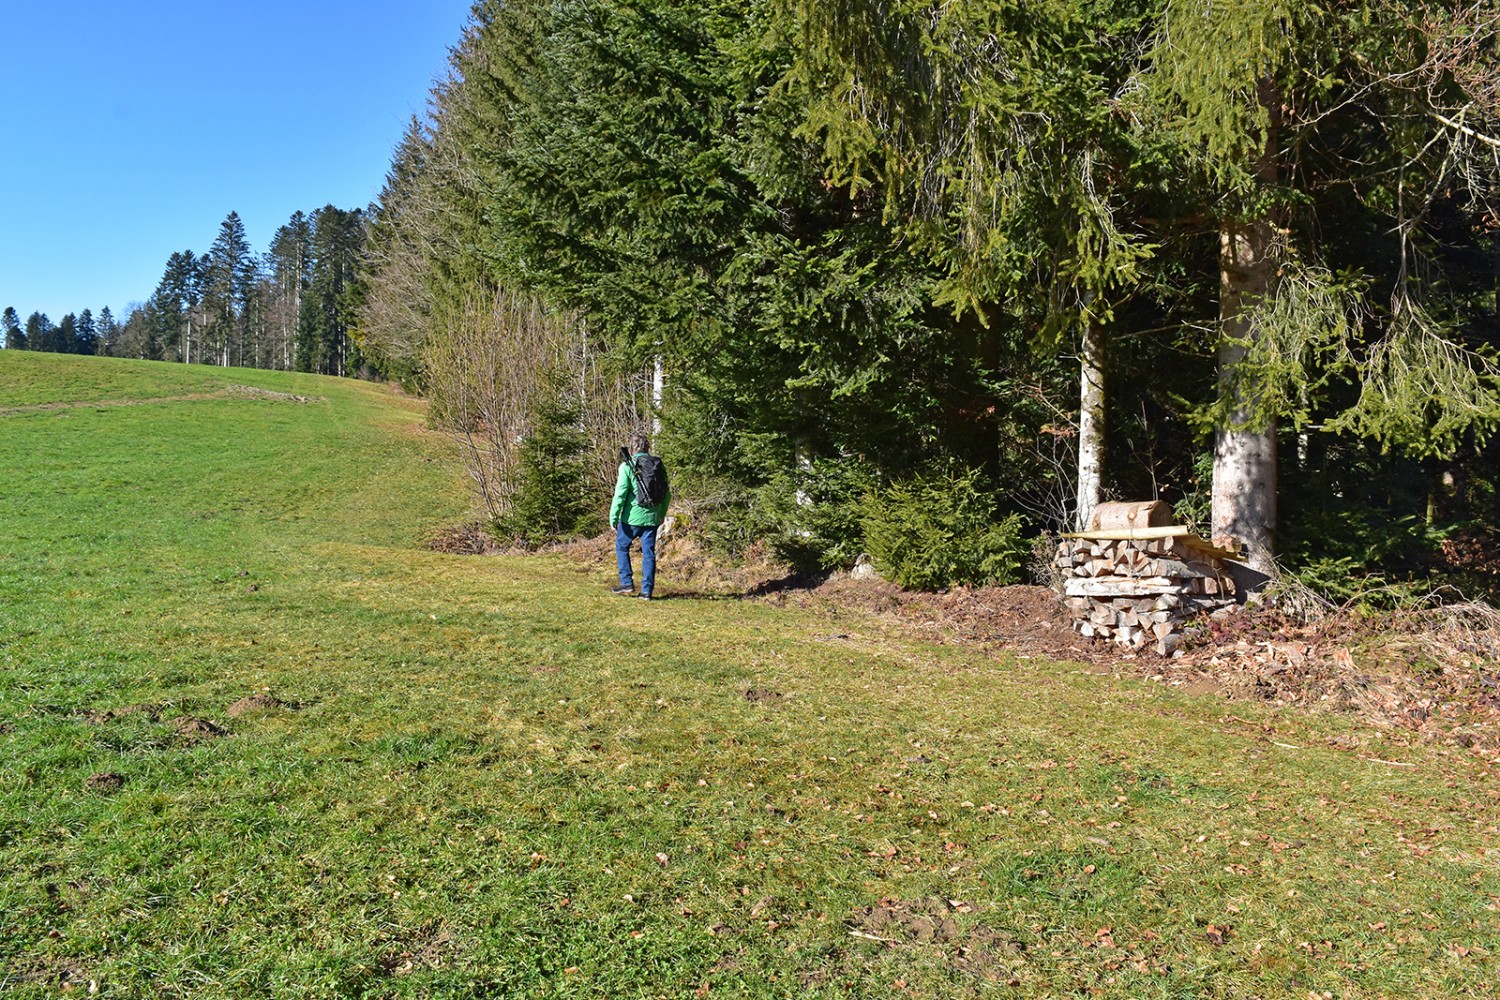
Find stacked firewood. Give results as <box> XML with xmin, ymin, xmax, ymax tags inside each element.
<box><xmin>1055</xmin><ymin>502</ymin><xmax>1240</xmax><ymax>656</ymax></box>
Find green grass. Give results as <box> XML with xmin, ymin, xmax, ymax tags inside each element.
<box><xmin>1</xmin><ymin>351</ymin><xmax>1497</xmax><ymax>998</ymax></box>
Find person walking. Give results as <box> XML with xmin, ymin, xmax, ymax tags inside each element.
<box><xmin>610</xmin><ymin>433</ymin><xmax>670</xmax><ymax>599</ymax></box>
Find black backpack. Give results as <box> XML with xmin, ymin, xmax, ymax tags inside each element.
<box><xmin>624</xmin><ymin>450</ymin><xmax>668</xmax><ymax>507</ymax></box>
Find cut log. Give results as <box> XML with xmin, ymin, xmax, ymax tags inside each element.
<box><xmin>1140</xmin><ymin>558</ymin><xmax>1199</xmax><ymax>578</ymax></box>
<box><xmin>1063</xmin><ymin>526</ymin><xmax>1193</xmax><ymax>541</ymax></box>
<box><xmin>1087</xmin><ymin>500</ymin><xmax>1174</xmax><ymax>533</ymax></box>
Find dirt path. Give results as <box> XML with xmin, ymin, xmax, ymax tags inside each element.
<box><xmin>0</xmin><ymin>384</ymin><xmax>321</xmax><ymax>416</ymax></box>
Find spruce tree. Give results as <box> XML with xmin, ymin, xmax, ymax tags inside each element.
<box><xmin>203</xmin><ymin>212</ymin><xmax>256</xmax><ymax>366</ymax></box>
<box><xmin>266</xmin><ymin>212</ymin><xmax>312</xmax><ymax>370</ymax></box>
<box><xmin>2</xmin><ymin>307</ymin><xmax>21</xmax><ymax>349</ymax></box>
<box><xmin>298</xmin><ymin>206</ymin><xmax>365</xmax><ymax>375</ymax></box>
<box><xmin>75</xmin><ymin>309</ymin><xmax>97</xmax><ymax>355</ymax></box>
<box><xmin>96</xmin><ymin>306</ymin><xmax>118</xmax><ymax>356</ymax></box>
<box><xmin>497</xmin><ymin>369</ymin><xmax>600</xmax><ymax>544</ymax></box>
<box><xmin>25</xmin><ymin>313</ymin><xmax>52</xmax><ymax>353</ymax></box>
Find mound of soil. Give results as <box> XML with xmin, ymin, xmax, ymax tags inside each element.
<box><xmin>224</xmin><ymin>384</ymin><xmax>321</xmax><ymax>404</ymax></box>
<box><xmin>171</xmin><ymin>716</ymin><xmax>225</xmax><ymax>738</ymax></box>
<box><xmin>226</xmin><ymin>694</ymin><xmax>288</xmax><ymax>717</ymax></box>
<box><xmin>85</xmin><ymin>772</ymin><xmax>126</xmax><ymax>793</ymax></box>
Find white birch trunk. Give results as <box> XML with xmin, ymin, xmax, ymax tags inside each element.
<box><xmin>651</xmin><ymin>355</ymin><xmax>664</xmax><ymax>435</ymax></box>
<box><xmin>1211</xmin><ymin>79</ymin><xmax>1282</xmax><ymax>578</ymax></box>
<box><xmin>1212</xmin><ymin>218</ymin><xmax>1278</xmax><ymax>575</ymax></box>
<box><xmin>1075</xmin><ymin>319</ymin><xmax>1106</xmax><ymax>532</ymax></box>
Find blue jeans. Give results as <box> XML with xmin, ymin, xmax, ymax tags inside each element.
<box><xmin>616</xmin><ymin>522</ymin><xmax>658</xmax><ymax>596</ymax></box>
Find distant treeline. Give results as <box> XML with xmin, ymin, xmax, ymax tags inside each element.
<box><xmin>4</xmin><ymin>205</ymin><xmax>366</xmax><ymax>376</ymax></box>
<box><xmin>3</xmin><ymin>306</ymin><xmax>115</xmax><ymax>355</ymax></box>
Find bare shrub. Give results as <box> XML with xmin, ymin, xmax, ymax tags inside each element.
<box><xmin>423</xmin><ymin>290</ymin><xmax>653</xmax><ymax>523</ymax></box>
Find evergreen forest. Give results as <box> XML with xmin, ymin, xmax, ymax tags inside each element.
<box><xmin>8</xmin><ymin>0</ymin><xmax>1500</xmax><ymax>601</ymax></box>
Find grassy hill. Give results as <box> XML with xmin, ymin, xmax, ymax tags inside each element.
<box><xmin>1</xmin><ymin>352</ymin><xmax>1496</xmax><ymax>998</ymax></box>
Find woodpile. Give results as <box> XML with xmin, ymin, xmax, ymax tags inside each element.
<box><xmin>1057</xmin><ymin>502</ymin><xmax>1241</xmax><ymax>656</ymax></box>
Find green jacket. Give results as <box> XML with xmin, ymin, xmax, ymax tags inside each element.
<box><xmin>610</xmin><ymin>453</ymin><xmax>670</xmax><ymax>527</ymax></box>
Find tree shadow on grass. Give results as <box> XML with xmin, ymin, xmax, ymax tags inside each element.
<box><xmin>651</xmin><ymin>571</ymin><xmax>832</xmax><ymax>602</ymax></box>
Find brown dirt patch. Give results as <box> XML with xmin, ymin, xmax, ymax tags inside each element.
<box><xmin>550</xmin><ymin>526</ymin><xmax>792</xmax><ymax>597</ymax></box>
<box><xmin>170</xmin><ymin>716</ymin><xmax>225</xmax><ymax>738</ymax></box>
<box><xmin>85</xmin><ymin>772</ymin><xmax>126</xmax><ymax>793</ymax></box>
<box><xmin>379</xmin><ymin>927</ymin><xmax>457</xmax><ymax>977</ymax></box>
<box><xmin>5</xmin><ymin>954</ymin><xmax>91</xmax><ymax>990</ymax></box>
<box><xmin>849</xmin><ymin>896</ymin><xmax>1023</xmax><ymax>980</ymax></box>
<box><xmin>226</xmin><ymin>694</ymin><xmax>289</xmax><ymax>717</ymax></box>
<box><xmin>83</xmin><ymin>703</ymin><xmax>158</xmax><ymax>725</ymax></box>
<box><xmin>428</xmin><ymin>523</ymin><xmax>500</xmax><ymax>555</ymax></box>
<box><xmin>223</xmin><ymin>384</ymin><xmax>321</xmax><ymax>404</ymax></box>
<box><xmin>744</xmin><ymin>688</ymin><xmax>783</xmax><ymax>703</ymax></box>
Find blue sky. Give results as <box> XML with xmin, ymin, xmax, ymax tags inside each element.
<box><xmin>0</xmin><ymin>1</ymin><xmax>472</xmax><ymax>323</ymax></box>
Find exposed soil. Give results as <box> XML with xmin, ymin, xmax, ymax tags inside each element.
<box><xmin>85</xmin><ymin>772</ymin><xmax>126</xmax><ymax>793</ymax></box>
<box><xmin>0</xmin><ymin>385</ymin><xmax>322</xmax><ymax>417</ymax></box>
<box><xmin>744</xmin><ymin>688</ymin><xmax>784</xmax><ymax>703</ymax></box>
<box><xmin>223</xmin><ymin>384</ymin><xmax>322</xmax><ymax>404</ymax></box>
<box><xmin>428</xmin><ymin>522</ymin><xmax>501</xmax><ymax>555</ymax></box>
<box><xmin>226</xmin><ymin>694</ymin><xmax>289</xmax><ymax>717</ymax></box>
<box><xmin>4</xmin><ymin>954</ymin><xmax>91</xmax><ymax>990</ymax></box>
<box><xmin>170</xmin><ymin>716</ymin><xmax>225</xmax><ymax>738</ymax></box>
<box><xmin>379</xmin><ymin>927</ymin><xmax>456</xmax><ymax>977</ymax></box>
<box><xmin>83</xmin><ymin>704</ymin><xmax>158</xmax><ymax>725</ymax></box>
<box><xmin>848</xmin><ymin>896</ymin><xmax>1023</xmax><ymax>980</ymax></box>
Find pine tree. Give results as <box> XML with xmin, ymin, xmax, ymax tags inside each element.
<box><xmin>266</xmin><ymin>211</ymin><xmax>312</xmax><ymax>370</ymax></box>
<box><xmin>203</xmin><ymin>212</ymin><xmax>256</xmax><ymax>366</ymax></box>
<box><xmin>75</xmin><ymin>309</ymin><xmax>97</xmax><ymax>355</ymax></box>
<box><xmin>297</xmin><ymin>206</ymin><xmax>365</xmax><ymax>375</ymax></box>
<box><xmin>1146</xmin><ymin>0</ymin><xmax>1500</xmax><ymax>573</ymax></box>
<box><xmin>56</xmin><ymin>314</ymin><xmax>78</xmax><ymax>354</ymax></box>
<box><xmin>497</xmin><ymin>369</ymin><xmax>601</xmax><ymax>543</ymax></box>
<box><xmin>25</xmin><ymin>313</ymin><xmax>53</xmax><ymax>353</ymax></box>
<box><xmin>2</xmin><ymin>307</ymin><xmax>22</xmax><ymax>349</ymax></box>
<box><xmin>96</xmin><ymin>306</ymin><xmax>119</xmax><ymax>356</ymax></box>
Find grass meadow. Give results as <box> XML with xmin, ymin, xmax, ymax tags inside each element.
<box><xmin>1</xmin><ymin>351</ymin><xmax>1496</xmax><ymax>997</ymax></box>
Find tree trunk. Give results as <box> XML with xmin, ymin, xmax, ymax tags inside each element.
<box><xmin>1211</xmin><ymin>79</ymin><xmax>1282</xmax><ymax>577</ymax></box>
<box><xmin>1211</xmin><ymin>273</ymin><xmax>1278</xmax><ymax>575</ymax></box>
<box><xmin>1212</xmin><ymin>218</ymin><xmax>1278</xmax><ymax>573</ymax></box>
<box><xmin>651</xmin><ymin>355</ymin><xmax>664</xmax><ymax>435</ymax></box>
<box><xmin>1075</xmin><ymin>319</ymin><xmax>1106</xmax><ymax>531</ymax></box>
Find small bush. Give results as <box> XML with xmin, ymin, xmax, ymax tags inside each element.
<box><xmin>862</xmin><ymin>468</ymin><xmax>1029</xmax><ymax>590</ymax></box>
<box><xmin>495</xmin><ymin>372</ymin><xmax>602</xmax><ymax>544</ymax></box>
<box><xmin>759</xmin><ymin>458</ymin><xmax>877</xmax><ymax>573</ymax></box>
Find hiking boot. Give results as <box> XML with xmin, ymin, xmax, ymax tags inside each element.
<box><xmin>611</xmin><ymin>585</ymin><xmax>634</xmax><ymax>595</ymax></box>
